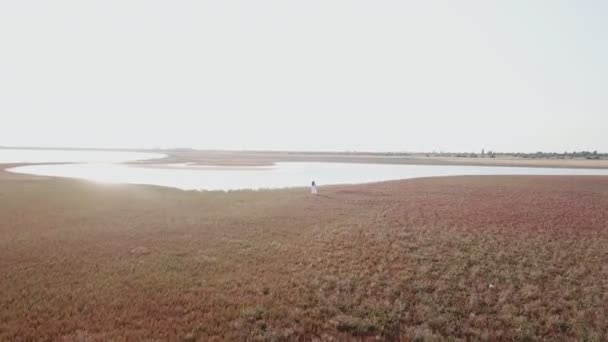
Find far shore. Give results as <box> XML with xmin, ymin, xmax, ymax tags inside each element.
<box><xmin>2</xmin><ymin>146</ymin><xmax>608</xmax><ymax>169</ymax></box>
<box><xmin>132</xmin><ymin>151</ymin><xmax>608</xmax><ymax>169</ymax></box>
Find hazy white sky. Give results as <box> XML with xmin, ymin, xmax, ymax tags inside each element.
<box><xmin>1</xmin><ymin>1</ymin><xmax>606</xmax><ymax>152</ymax></box>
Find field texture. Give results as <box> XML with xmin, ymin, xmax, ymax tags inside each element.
<box><xmin>1</xmin><ymin>174</ymin><xmax>607</xmax><ymax>341</ymax></box>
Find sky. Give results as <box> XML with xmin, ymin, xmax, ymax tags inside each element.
<box><xmin>1</xmin><ymin>1</ymin><xmax>606</xmax><ymax>153</ymax></box>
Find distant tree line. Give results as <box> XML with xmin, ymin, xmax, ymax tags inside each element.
<box><xmin>512</xmin><ymin>150</ymin><xmax>604</xmax><ymax>160</ymax></box>
<box><xmin>427</xmin><ymin>150</ymin><xmax>605</xmax><ymax>160</ymax></box>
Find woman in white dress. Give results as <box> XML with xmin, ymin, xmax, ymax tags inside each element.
<box><xmin>311</xmin><ymin>180</ymin><xmax>318</xmax><ymax>195</ymax></box>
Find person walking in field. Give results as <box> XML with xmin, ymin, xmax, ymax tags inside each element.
<box><xmin>311</xmin><ymin>180</ymin><xmax>318</xmax><ymax>195</ymax></box>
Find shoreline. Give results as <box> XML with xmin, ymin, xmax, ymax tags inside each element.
<box><xmin>5</xmin><ymin>161</ymin><xmax>608</xmax><ymax>193</ymax></box>
<box><xmin>134</xmin><ymin>151</ymin><xmax>608</xmax><ymax>169</ymax></box>
<box><xmin>2</xmin><ymin>146</ymin><xmax>608</xmax><ymax>169</ymax></box>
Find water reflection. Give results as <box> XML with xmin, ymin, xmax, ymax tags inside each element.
<box><xmin>9</xmin><ymin>162</ymin><xmax>608</xmax><ymax>191</ymax></box>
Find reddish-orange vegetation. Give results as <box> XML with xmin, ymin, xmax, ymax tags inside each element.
<box><xmin>1</xmin><ymin>174</ymin><xmax>607</xmax><ymax>341</ymax></box>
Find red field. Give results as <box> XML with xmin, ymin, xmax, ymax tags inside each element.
<box><xmin>1</xmin><ymin>174</ymin><xmax>607</xmax><ymax>340</ymax></box>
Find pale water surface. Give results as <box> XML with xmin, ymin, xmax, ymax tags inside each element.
<box><xmin>0</xmin><ymin>149</ymin><xmax>163</xmax><ymax>163</ymax></box>
<box><xmin>9</xmin><ymin>160</ymin><xmax>608</xmax><ymax>191</ymax></box>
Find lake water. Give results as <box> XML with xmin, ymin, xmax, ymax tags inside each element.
<box><xmin>8</xmin><ymin>157</ymin><xmax>608</xmax><ymax>191</ymax></box>
<box><xmin>0</xmin><ymin>149</ymin><xmax>163</xmax><ymax>164</ymax></box>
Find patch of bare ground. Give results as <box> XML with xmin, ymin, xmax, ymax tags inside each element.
<box><xmin>1</xmin><ymin>175</ymin><xmax>607</xmax><ymax>340</ymax></box>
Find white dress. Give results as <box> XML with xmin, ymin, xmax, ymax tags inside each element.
<box><xmin>311</xmin><ymin>184</ymin><xmax>318</xmax><ymax>194</ymax></box>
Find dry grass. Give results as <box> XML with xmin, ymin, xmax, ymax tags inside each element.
<box><xmin>1</xmin><ymin>174</ymin><xmax>608</xmax><ymax>341</ymax></box>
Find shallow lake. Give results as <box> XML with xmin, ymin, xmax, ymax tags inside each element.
<box><xmin>8</xmin><ymin>158</ymin><xmax>608</xmax><ymax>191</ymax></box>
<box><xmin>0</xmin><ymin>148</ymin><xmax>163</xmax><ymax>164</ymax></box>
